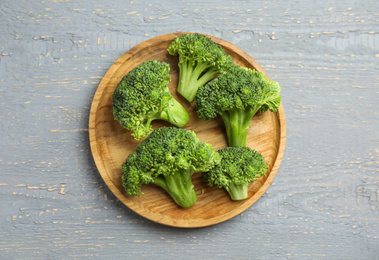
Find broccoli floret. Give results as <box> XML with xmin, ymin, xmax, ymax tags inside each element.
<box><xmin>196</xmin><ymin>64</ymin><xmax>281</xmax><ymax>147</ymax></box>
<box><xmin>112</xmin><ymin>60</ymin><xmax>189</xmax><ymax>140</ymax></box>
<box><xmin>202</xmin><ymin>146</ymin><xmax>268</xmax><ymax>201</ymax></box>
<box><xmin>121</xmin><ymin>127</ymin><xmax>220</xmax><ymax>208</ymax></box>
<box><xmin>167</xmin><ymin>33</ymin><xmax>234</xmax><ymax>102</ymax></box>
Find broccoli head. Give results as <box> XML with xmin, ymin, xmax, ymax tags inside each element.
<box><xmin>196</xmin><ymin>64</ymin><xmax>281</xmax><ymax>147</ymax></box>
<box><xmin>202</xmin><ymin>146</ymin><xmax>268</xmax><ymax>201</ymax></box>
<box><xmin>121</xmin><ymin>127</ymin><xmax>221</xmax><ymax>208</ymax></box>
<box><xmin>167</xmin><ymin>33</ymin><xmax>234</xmax><ymax>102</ymax></box>
<box><xmin>112</xmin><ymin>60</ymin><xmax>189</xmax><ymax>140</ymax></box>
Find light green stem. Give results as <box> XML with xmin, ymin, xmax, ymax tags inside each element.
<box><xmin>225</xmin><ymin>183</ymin><xmax>249</xmax><ymax>201</ymax></box>
<box><xmin>152</xmin><ymin>170</ymin><xmax>197</xmax><ymax>208</ymax></box>
<box><xmin>177</xmin><ymin>61</ymin><xmax>215</xmax><ymax>102</ymax></box>
<box><xmin>220</xmin><ymin>108</ymin><xmax>258</xmax><ymax>147</ymax></box>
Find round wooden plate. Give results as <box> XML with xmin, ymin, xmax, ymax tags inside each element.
<box><xmin>89</xmin><ymin>32</ymin><xmax>286</xmax><ymax>228</ymax></box>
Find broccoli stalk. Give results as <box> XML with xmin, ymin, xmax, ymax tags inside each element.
<box><xmin>177</xmin><ymin>58</ymin><xmax>222</xmax><ymax>102</ymax></box>
<box><xmin>225</xmin><ymin>183</ymin><xmax>249</xmax><ymax>201</ymax></box>
<box><xmin>112</xmin><ymin>60</ymin><xmax>189</xmax><ymax>140</ymax></box>
<box><xmin>219</xmin><ymin>108</ymin><xmax>256</xmax><ymax>147</ymax></box>
<box><xmin>196</xmin><ymin>65</ymin><xmax>281</xmax><ymax>147</ymax></box>
<box><xmin>121</xmin><ymin>127</ymin><xmax>220</xmax><ymax>208</ymax></box>
<box><xmin>151</xmin><ymin>169</ymin><xmax>197</xmax><ymax>208</ymax></box>
<box><xmin>144</xmin><ymin>97</ymin><xmax>189</xmax><ymax>129</ymax></box>
<box><xmin>202</xmin><ymin>146</ymin><xmax>268</xmax><ymax>201</ymax></box>
<box><xmin>168</xmin><ymin>33</ymin><xmax>234</xmax><ymax>103</ymax></box>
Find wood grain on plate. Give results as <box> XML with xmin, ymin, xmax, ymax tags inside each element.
<box><xmin>88</xmin><ymin>32</ymin><xmax>286</xmax><ymax>228</ymax></box>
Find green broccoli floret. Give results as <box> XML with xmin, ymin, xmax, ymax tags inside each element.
<box><xmin>202</xmin><ymin>146</ymin><xmax>268</xmax><ymax>201</ymax></box>
<box><xmin>112</xmin><ymin>60</ymin><xmax>189</xmax><ymax>140</ymax></box>
<box><xmin>167</xmin><ymin>33</ymin><xmax>234</xmax><ymax>102</ymax></box>
<box><xmin>196</xmin><ymin>64</ymin><xmax>281</xmax><ymax>147</ymax></box>
<box><xmin>121</xmin><ymin>127</ymin><xmax>220</xmax><ymax>208</ymax></box>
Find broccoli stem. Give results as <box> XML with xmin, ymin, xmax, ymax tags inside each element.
<box><xmin>163</xmin><ymin>97</ymin><xmax>190</xmax><ymax>127</ymax></box>
<box><xmin>152</xmin><ymin>169</ymin><xmax>197</xmax><ymax>208</ymax></box>
<box><xmin>146</xmin><ymin>98</ymin><xmax>189</xmax><ymax>128</ymax></box>
<box><xmin>220</xmin><ymin>108</ymin><xmax>257</xmax><ymax>147</ymax></box>
<box><xmin>177</xmin><ymin>60</ymin><xmax>218</xmax><ymax>102</ymax></box>
<box><xmin>225</xmin><ymin>183</ymin><xmax>249</xmax><ymax>201</ymax></box>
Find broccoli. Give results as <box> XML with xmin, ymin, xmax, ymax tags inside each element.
<box><xmin>196</xmin><ymin>64</ymin><xmax>281</xmax><ymax>147</ymax></box>
<box><xmin>202</xmin><ymin>146</ymin><xmax>268</xmax><ymax>201</ymax></box>
<box><xmin>121</xmin><ymin>127</ymin><xmax>220</xmax><ymax>208</ymax></box>
<box><xmin>167</xmin><ymin>33</ymin><xmax>234</xmax><ymax>102</ymax></box>
<box><xmin>112</xmin><ymin>60</ymin><xmax>189</xmax><ymax>140</ymax></box>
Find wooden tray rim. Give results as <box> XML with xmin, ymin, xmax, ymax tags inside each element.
<box><xmin>88</xmin><ymin>32</ymin><xmax>286</xmax><ymax>228</ymax></box>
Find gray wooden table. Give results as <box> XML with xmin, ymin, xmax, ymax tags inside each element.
<box><xmin>1</xmin><ymin>0</ymin><xmax>378</xmax><ymax>259</ymax></box>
